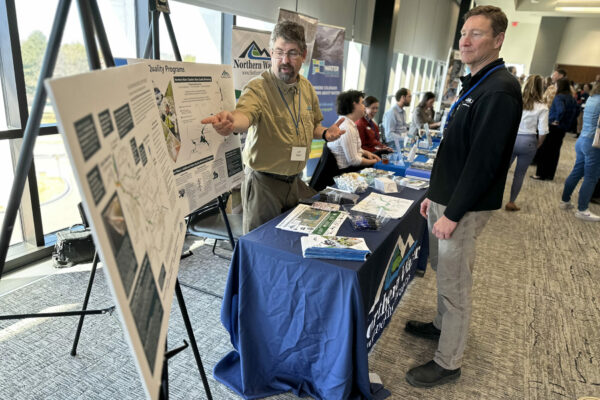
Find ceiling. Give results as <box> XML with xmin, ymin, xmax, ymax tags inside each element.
<box><xmin>478</xmin><ymin>0</ymin><xmax>600</xmax><ymax>21</ymax></box>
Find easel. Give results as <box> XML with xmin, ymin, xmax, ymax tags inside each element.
<box><xmin>0</xmin><ymin>0</ymin><xmax>213</xmax><ymax>398</ymax></box>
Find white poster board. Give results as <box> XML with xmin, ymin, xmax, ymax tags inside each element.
<box><xmin>46</xmin><ymin>62</ymin><xmax>187</xmax><ymax>399</ymax></box>
<box><xmin>117</xmin><ymin>58</ymin><xmax>243</xmax><ymax>214</ymax></box>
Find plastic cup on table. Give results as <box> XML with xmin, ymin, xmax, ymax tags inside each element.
<box><xmin>382</xmin><ymin>154</ymin><xmax>389</xmax><ymax>164</ymax></box>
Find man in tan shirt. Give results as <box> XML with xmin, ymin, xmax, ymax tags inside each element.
<box><xmin>202</xmin><ymin>21</ymin><xmax>344</xmax><ymax>233</ymax></box>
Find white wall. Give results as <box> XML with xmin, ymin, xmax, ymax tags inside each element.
<box><xmin>394</xmin><ymin>0</ymin><xmax>459</xmax><ymax>61</ymax></box>
<box><xmin>556</xmin><ymin>17</ymin><xmax>600</xmax><ymax>67</ymax></box>
<box><xmin>181</xmin><ymin>0</ymin><xmax>376</xmax><ymax>43</ymax></box>
<box><xmin>499</xmin><ymin>19</ymin><xmax>541</xmax><ymax>75</ymax></box>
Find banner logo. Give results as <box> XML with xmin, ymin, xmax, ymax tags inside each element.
<box><xmin>312</xmin><ymin>59</ymin><xmax>340</xmax><ymax>77</ymax></box>
<box><xmin>239</xmin><ymin>41</ymin><xmax>270</xmax><ymax>60</ymax></box>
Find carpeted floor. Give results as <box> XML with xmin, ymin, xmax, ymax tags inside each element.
<box><xmin>0</xmin><ymin>134</ymin><xmax>598</xmax><ymax>399</ymax></box>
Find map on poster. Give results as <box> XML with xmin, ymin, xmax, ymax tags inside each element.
<box><xmin>46</xmin><ymin>63</ymin><xmax>188</xmax><ymax>400</ymax></box>
<box><xmin>116</xmin><ymin>58</ymin><xmax>244</xmax><ymax>214</ymax></box>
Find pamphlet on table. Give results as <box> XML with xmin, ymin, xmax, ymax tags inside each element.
<box><xmin>300</xmin><ymin>235</ymin><xmax>371</xmax><ymax>261</ymax></box>
<box><xmin>276</xmin><ymin>204</ymin><xmax>347</xmax><ymax>235</ymax></box>
<box><xmin>350</xmin><ymin>192</ymin><xmax>414</xmax><ymax>219</ymax></box>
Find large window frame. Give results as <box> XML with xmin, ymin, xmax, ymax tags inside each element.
<box><xmin>0</xmin><ymin>0</ymin><xmax>228</xmax><ymax>273</ymax></box>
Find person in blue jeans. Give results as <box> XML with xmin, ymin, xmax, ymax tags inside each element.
<box><xmin>505</xmin><ymin>75</ymin><xmax>548</xmax><ymax>211</ymax></box>
<box><xmin>560</xmin><ymin>85</ymin><xmax>600</xmax><ymax>221</ymax></box>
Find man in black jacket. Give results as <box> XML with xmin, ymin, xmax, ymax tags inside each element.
<box><xmin>404</xmin><ymin>5</ymin><xmax>522</xmax><ymax>388</ymax></box>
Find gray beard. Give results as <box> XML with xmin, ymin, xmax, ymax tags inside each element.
<box><xmin>277</xmin><ymin>67</ymin><xmax>297</xmax><ymax>84</ymax></box>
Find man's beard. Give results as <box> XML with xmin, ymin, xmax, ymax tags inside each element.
<box><xmin>277</xmin><ymin>63</ymin><xmax>297</xmax><ymax>83</ymax></box>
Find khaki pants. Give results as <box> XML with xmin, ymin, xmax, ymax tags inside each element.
<box><xmin>241</xmin><ymin>167</ymin><xmax>316</xmax><ymax>234</ymax></box>
<box><xmin>428</xmin><ymin>201</ymin><xmax>491</xmax><ymax>370</ymax></box>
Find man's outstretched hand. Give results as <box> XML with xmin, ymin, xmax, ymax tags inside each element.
<box><xmin>201</xmin><ymin>111</ymin><xmax>235</xmax><ymax>136</ymax></box>
<box><xmin>324</xmin><ymin>118</ymin><xmax>346</xmax><ymax>142</ymax></box>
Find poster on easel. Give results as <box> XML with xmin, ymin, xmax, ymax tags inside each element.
<box><xmin>115</xmin><ymin>58</ymin><xmax>243</xmax><ymax>215</ymax></box>
<box><xmin>277</xmin><ymin>8</ymin><xmax>318</xmax><ymax>78</ymax></box>
<box><xmin>231</xmin><ymin>26</ymin><xmax>271</xmax><ymax>100</ymax></box>
<box><xmin>46</xmin><ymin>62</ymin><xmax>187</xmax><ymax>400</ymax></box>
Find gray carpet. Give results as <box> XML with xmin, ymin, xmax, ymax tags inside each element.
<box><xmin>1</xmin><ymin>134</ymin><xmax>599</xmax><ymax>399</ymax></box>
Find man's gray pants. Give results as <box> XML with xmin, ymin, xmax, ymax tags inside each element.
<box><xmin>428</xmin><ymin>200</ymin><xmax>491</xmax><ymax>370</ymax></box>
<box><xmin>241</xmin><ymin>167</ymin><xmax>316</xmax><ymax>234</ymax></box>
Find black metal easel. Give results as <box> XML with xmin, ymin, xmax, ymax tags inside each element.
<box><xmin>0</xmin><ymin>0</ymin><xmax>213</xmax><ymax>398</ymax></box>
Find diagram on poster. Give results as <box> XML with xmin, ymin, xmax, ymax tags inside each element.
<box><xmin>46</xmin><ymin>63</ymin><xmax>187</xmax><ymax>400</ymax></box>
<box><xmin>118</xmin><ymin>58</ymin><xmax>244</xmax><ymax>214</ymax></box>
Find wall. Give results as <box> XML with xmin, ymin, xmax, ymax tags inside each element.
<box><xmin>556</xmin><ymin>17</ymin><xmax>600</xmax><ymax>68</ymax></box>
<box><xmin>529</xmin><ymin>16</ymin><xmax>568</xmax><ymax>77</ymax></box>
<box><xmin>180</xmin><ymin>0</ymin><xmax>376</xmax><ymax>43</ymax></box>
<box><xmin>499</xmin><ymin>19</ymin><xmax>541</xmax><ymax>75</ymax></box>
<box><xmin>393</xmin><ymin>0</ymin><xmax>459</xmax><ymax>61</ymax></box>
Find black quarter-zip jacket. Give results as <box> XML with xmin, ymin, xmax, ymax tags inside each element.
<box><xmin>428</xmin><ymin>58</ymin><xmax>523</xmax><ymax>222</ymax></box>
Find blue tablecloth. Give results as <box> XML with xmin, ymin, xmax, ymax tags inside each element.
<box><xmin>214</xmin><ymin>188</ymin><xmax>429</xmax><ymax>399</ymax></box>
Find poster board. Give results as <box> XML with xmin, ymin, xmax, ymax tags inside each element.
<box><xmin>46</xmin><ymin>62</ymin><xmax>187</xmax><ymax>399</ymax></box>
<box><xmin>115</xmin><ymin>59</ymin><xmax>243</xmax><ymax>215</ymax></box>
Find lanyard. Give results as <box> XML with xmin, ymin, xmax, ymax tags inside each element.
<box><xmin>444</xmin><ymin>63</ymin><xmax>505</xmax><ymax>130</ymax></box>
<box><xmin>276</xmin><ymin>84</ymin><xmax>301</xmax><ymax>136</ymax></box>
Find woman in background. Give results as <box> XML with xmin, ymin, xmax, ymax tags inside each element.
<box><xmin>533</xmin><ymin>78</ymin><xmax>577</xmax><ymax>181</ymax></box>
<box><xmin>411</xmin><ymin>92</ymin><xmax>441</xmax><ymax>131</ymax></box>
<box><xmin>560</xmin><ymin>83</ymin><xmax>600</xmax><ymax>221</ymax></box>
<box><xmin>505</xmin><ymin>75</ymin><xmax>548</xmax><ymax>211</ymax></box>
<box><xmin>355</xmin><ymin>96</ymin><xmax>393</xmax><ymax>155</ymax></box>
<box><xmin>328</xmin><ymin>90</ymin><xmax>381</xmax><ymax>172</ymax></box>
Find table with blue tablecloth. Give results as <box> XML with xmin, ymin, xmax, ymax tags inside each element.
<box><xmin>213</xmin><ymin>188</ymin><xmax>429</xmax><ymax>399</ymax></box>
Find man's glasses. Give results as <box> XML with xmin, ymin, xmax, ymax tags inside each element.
<box><xmin>271</xmin><ymin>49</ymin><xmax>302</xmax><ymax>60</ymax></box>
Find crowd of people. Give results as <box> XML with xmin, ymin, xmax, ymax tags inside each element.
<box><xmin>202</xmin><ymin>4</ymin><xmax>600</xmax><ymax>392</ymax></box>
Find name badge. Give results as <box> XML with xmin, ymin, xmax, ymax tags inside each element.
<box><xmin>291</xmin><ymin>146</ymin><xmax>307</xmax><ymax>161</ymax></box>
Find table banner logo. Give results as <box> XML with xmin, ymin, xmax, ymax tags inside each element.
<box><xmin>366</xmin><ymin>233</ymin><xmax>421</xmax><ymax>350</ymax></box>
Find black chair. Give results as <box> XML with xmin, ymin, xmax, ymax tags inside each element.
<box><xmin>187</xmin><ymin>193</ymin><xmax>243</xmax><ymax>259</ymax></box>
<box><xmin>309</xmin><ymin>143</ymin><xmax>340</xmax><ymax>191</ymax></box>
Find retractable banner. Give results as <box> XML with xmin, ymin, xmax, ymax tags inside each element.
<box><xmin>309</xmin><ymin>24</ymin><xmax>345</xmax><ymax>130</ymax></box>
<box><xmin>231</xmin><ymin>26</ymin><xmax>271</xmax><ymax>100</ymax></box>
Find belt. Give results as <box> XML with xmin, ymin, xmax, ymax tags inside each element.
<box><xmin>255</xmin><ymin>170</ymin><xmax>298</xmax><ymax>183</ymax></box>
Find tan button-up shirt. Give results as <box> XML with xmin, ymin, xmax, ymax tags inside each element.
<box><xmin>236</xmin><ymin>70</ymin><xmax>323</xmax><ymax>176</ymax></box>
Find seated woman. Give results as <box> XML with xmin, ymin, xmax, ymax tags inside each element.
<box><xmin>410</xmin><ymin>91</ymin><xmax>441</xmax><ymax>132</ymax></box>
<box><xmin>328</xmin><ymin>90</ymin><xmax>381</xmax><ymax>172</ymax></box>
<box><xmin>355</xmin><ymin>96</ymin><xmax>394</xmax><ymax>155</ymax></box>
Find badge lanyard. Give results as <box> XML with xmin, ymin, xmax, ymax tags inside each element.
<box><xmin>444</xmin><ymin>63</ymin><xmax>505</xmax><ymax>130</ymax></box>
<box><xmin>277</xmin><ymin>85</ymin><xmax>302</xmax><ymax>136</ymax></box>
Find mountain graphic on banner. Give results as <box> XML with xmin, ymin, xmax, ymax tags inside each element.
<box><xmin>240</xmin><ymin>41</ymin><xmax>270</xmax><ymax>60</ymax></box>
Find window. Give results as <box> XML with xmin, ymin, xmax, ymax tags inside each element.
<box><xmin>16</xmin><ymin>0</ymin><xmax>136</xmax><ymax>123</ymax></box>
<box><xmin>344</xmin><ymin>41</ymin><xmax>362</xmax><ymax>91</ymax></box>
<box><xmin>160</xmin><ymin>2</ymin><xmax>221</xmax><ymax>63</ymax></box>
<box><xmin>0</xmin><ymin>140</ymin><xmax>24</xmax><ymax>245</ymax></box>
<box><xmin>33</xmin><ymin>135</ymin><xmax>82</xmax><ymax>235</ymax></box>
<box><xmin>14</xmin><ymin>0</ymin><xmax>135</xmax><ymax>236</ymax></box>
<box><xmin>236</xmin><ymin>15</ymin><xmax>274</xmax><ymax>32</ymax></box>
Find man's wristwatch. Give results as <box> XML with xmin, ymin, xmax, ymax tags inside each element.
<box><xmin>321</xmin><ymin>128</ymin><xmax>329</xmax><ymax>142</ymax></box>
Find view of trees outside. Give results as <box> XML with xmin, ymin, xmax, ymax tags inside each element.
<box><xmin>3</xmin><ymin>0</ymin><xmax>224</xmax><ymax>240</ymax></box>
<box><xmin>15</xmin><ymin>0</ymin><xmax>135</xmax><ymax>235</ymax></box>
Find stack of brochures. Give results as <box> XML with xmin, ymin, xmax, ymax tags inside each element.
<box><xmin>300</xmin><ymin>235</ymin><xmax>371</xmax><ymax>261</ymax></box>
<box><xmin>394</xmin><ymin>177</ymin><xmax>429</xmax><ymax>190</ymax></box>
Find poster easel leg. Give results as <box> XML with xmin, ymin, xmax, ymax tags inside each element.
<box><xmin>70</xmin><ymin>251</ymin><xmax>100</xmax><ymax>356</ymax></box>
<box><xmin>175</xmin><ymin>280</ymin><xmax>213</xmax><ymax>400</ymax></box>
